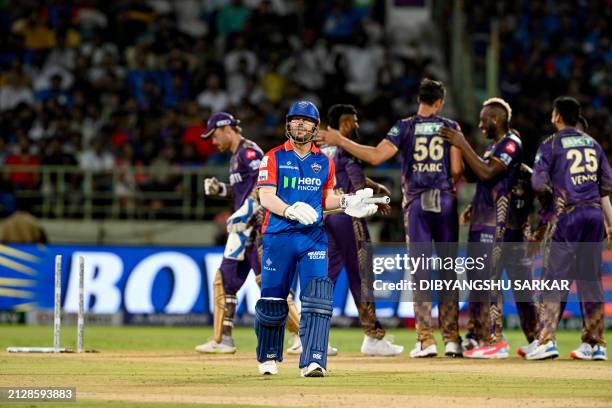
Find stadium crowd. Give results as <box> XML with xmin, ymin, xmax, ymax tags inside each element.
<box><xmin>0</xmin><ymin>0</ymin><xmax>609</xmax><ymax>219</ymax></box>
<box><xmin>0</xmin><ymin>0</ymin><xmax>427</xmax><ymax>192</ymax></box>
<box><xmin>463</xmin><ymin>0</ymin><xmax>611</xmax><ymax>163</ymax></box>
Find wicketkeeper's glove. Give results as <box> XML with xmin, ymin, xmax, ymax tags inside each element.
<box><xmin>340</xmin><ymin>188</ymin><xmax>387</xmax><ymax>218</ymax></box>
<box><xmin>284</xmin><ymin>202</ymin><xmax>319</xmax><ymax>225</ymax></box>
<box><xmin>224</xmin><ymin>228</ymin><xmax>252</xmax><ymax>260</ymax></box>
<box><xmin>227</xmin><ymin>197</ymin><xmax>260</xmax><ymax>233</ymax></box>
<box><xmin>204</xmin><ymin>177</ymin><xmax>228</xmax><ymax>197</ymax></box>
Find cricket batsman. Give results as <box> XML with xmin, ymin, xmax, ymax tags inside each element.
<box><xmin>526</xmin><ymin>96</ymin><xmax>612</xmax><ymax>360</ymax></box>
<box><xmin>194</xmin><ymin>112</ymin><xmax>301</xmax><ymax>353</ymax></box>
<box><xmin>255</xmin><ymin>100</ymin><xmax>383</xmax><ymax>377</ymax></box>
<box><xmin>317</xmin><ymin>79</ymin><xmax>464</xmax><ymax>358</ymax></box>
<box><xmin>324</xmin><ymin>104</ymin><xmax>403</xmax><ymax>356</ymax></box>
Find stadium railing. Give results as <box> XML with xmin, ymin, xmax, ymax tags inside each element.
<box><xmin>1</xmin><ymin>165</ymin><xmax>403</xmax><ymax>220</ymax></box>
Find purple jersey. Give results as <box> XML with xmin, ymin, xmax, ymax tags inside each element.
<box><xmin>230</xmin><ymin>139</ymin><xmax>264</xmax><ymax>211</ymax></box>
<box><xmin>470</xmin><ymin>133</ymin><xmax>523</xmax><ymax>229</ymax></box>
<box><xmin>532</xmin><ymin>128</ymin><xmax>612</xmax><ymax>211</ymax></box>
<box><xmin>385</xmin><ymin>115</ymin><xmax>459</xmax><ymax>206</ymax></box>
<box><xmin>331</xmin><ymin>147</ymin><xmax>365</xmax><ymax>194</ymax></box>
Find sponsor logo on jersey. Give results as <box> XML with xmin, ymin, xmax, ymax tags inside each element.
<box><xmin>229</xmin><ymin>173</ymin><xmax>243</xmax><ymax>185</ymax></box>
<box><xmin>258</xmin><ymin>170</ymin><xmax>268</xmax><ymax>182</ymax></box>
<box><xmin>561</xmin><ymin>135</ymin><xmax>594</xmax><ymax>149</ymax></box>
<box><xmin>279</xmin><ymin>164</ymin><xmax>299</xmax><ymax>170</ymax></box>
<box><xmin>414</xmin><ymin>122</ymin><xmax>443</xmax><ymax>135</ymax></box>
<box><xmin>387</xmin><ymin>125</ymin><xmax>400</xmax><ymax>137</ymax></box>
<box><xmin>499</xmin><ymin>152</ymin><xmax>512</xmax><ymax>166</ymax></box>
<box><xmin>260</xmin><ymin>155</ymin><xmax>269</xmax><ymax>168</ymax></box>
<box><xmin>263</xmin><ymin>257</ymin><xmax>276</xmax><ymax>271</ymax></box>
<box><xmin>249</xmin><ymin>159</ymin><xmax>261</xmax><ymax>170</ymax></box>
<box><xmin>307</xmin><ymin>250</ymin><xmax>326</xmax><ymax>260</ymax></box>
<box><xmin>505</xmin><ymin>141</ymin><xmax>516</xmax><ymax>154</ymax></box>
<box><xmin>283</xmin><ymin>176</ymin><xmax>322</xmax><ymax>191</ymax></box>
<box><xmin>311</xmin><ymin>162</ymin><xmax>322</xmax><ymax>173</ymax></box>
<box><xmin>245</xmin><ymin>149</ymin><xmax>257</xmax><ymax>159</ymax></box>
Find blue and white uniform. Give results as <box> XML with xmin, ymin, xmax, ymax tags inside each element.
<box><xmin>254</xmin><ymin>100</ymin><xmax>336</xmax><ymax>373</ymax></box>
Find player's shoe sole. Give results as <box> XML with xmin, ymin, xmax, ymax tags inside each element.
<box><xmin>301</xmin><ymin>362</ymin><xmax>327</xmax><ymax>377</ymax></box>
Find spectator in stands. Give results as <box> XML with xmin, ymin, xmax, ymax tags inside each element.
<box><xmin>4</xmin><ymin>133</ymin><xmax>40</xmax><ymax>190</ymax></box>
<box><xmin>197</xmin><ymin>73</ymin><xmax>229</xmax><ymax>112</ymax></box>
<box><xmin>216</xmin><ymin>0</ymin><xmax>251</xmax><ymax>37</ymax></box>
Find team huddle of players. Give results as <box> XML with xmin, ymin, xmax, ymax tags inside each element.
<box><xmin>195</xmin><ymin>78</ymin><xmax>612</xmax><ymax>377</ymax></box>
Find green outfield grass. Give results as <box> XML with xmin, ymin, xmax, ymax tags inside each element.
<box><xmin>1</xmin><ymin>326</ymin><xmax>611</xmax><ymax>408</ymax></box>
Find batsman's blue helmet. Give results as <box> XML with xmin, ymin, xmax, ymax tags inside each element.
<box><xmin>286</xmin><ymin>100</ymin><xmax>320</xmax><ymax>144</ymax></box>
<box><xmin>286</xmin><ymin>100</ymin><xmax>320</xmax><ymax>123</ymax></box>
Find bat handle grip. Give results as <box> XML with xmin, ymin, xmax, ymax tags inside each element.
<box><xmin>363</xmin><ymin>196</ymin><xmax>390</xmax><ymax>205</ymax></box>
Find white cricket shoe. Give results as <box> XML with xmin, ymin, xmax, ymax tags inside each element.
<box><xmin>258</xmin><ymin>360</ymin><xmax>278</xmax><ymax>375</ymax></box>
<box><xmin>570</xmin><ymin>343</ymin><xmax>593</xmax><ymax>360</ymax></box>
<box><xmin>592</xmin><ymin>345</ymin><xmax>608</xmax><ymax>361</ymax></box>
<box><xmin>286</xmin><ymin>333</ymin><xmax>302</xmax><ymax>355</ymax></box>
<box><xmin>195</xmin><ymin>339</ymin><xmax>236</xmax><ymax>354</ymax></box>
<box><xmin>409</xmin><ymin>342</ymin><xmax>437</xmax><ymax>358</ymax></box>
<box><xmin>300</xmin><ymin>362</ymin><xmax>327</xmax><ymax>377</ymax></box>
<box><xmin>361</xmin><ymin>335</ymin><xmax>404</xmax><ymax>356</ymax></box>
<box><xmin>525</xmin><ymin>340</ymin><xmax>559</xmax><ymax>360</ymax></box>
<box><xmin>286</xmin><ymin>334</ymin><xmax>338</xmax><ymax>356</ymax></box>
<box><xmin>444</xmin><ymin>341</ymin><xmax>463</xmax><ymax>357</ymax></box>
<box><xmin>517</xmin><ymin>340</ymin><xmax>539</xmax><ymax>358</ymax></box>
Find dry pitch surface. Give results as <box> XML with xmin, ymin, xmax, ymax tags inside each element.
<box><xmin>1</xmin><ymin>326</ymin><xmax>611</xmax><ymax>408</ymax></box>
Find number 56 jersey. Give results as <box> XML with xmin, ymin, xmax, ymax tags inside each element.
<box><xmin>532</xmin><ymin>128</ymin><xmax>612</xmax><ymax>209</ymax></box>
<box><xmin>385</xmin><ymin>115</ymin><xmax>460</xmax><ymax>207</ymax></box>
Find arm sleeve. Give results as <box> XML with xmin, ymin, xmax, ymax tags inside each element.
<box><xmin>257</xmin><ymin>151</ymin><xmax>277</xmax><ymax>187</ymax></box>
<box><xmin>384</xmin><ymin>120</ymin><xmax>404</xmax><ymax>150</ymax></box>
<box><xmin>324</xmin><ymin>156</ymin><xmax>336</xmax><ymax>191</ymax></box>
<box><xmin>531</xmin><ymin>140</ymin><xmax>552</xmax><ymax>194</ymax></box>
<box><xmin>242</xmin><ymin>147</ymin><xmax>264</xmax><ymax>176</ymax></box>
<box><xmin>492</xmin><ymin>137</ymin><xmax>521</xmax><ymax>168</ymax></box>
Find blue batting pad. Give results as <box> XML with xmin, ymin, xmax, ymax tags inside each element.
<box><xmin>255</xmin><ymin>298</ymin><xmax>288</xmax><ymax>363</ymax></box>
<box><xmin>299</xmin><ymin>277</ymin><xmax>334</xmax><ymax>369</ymax></box>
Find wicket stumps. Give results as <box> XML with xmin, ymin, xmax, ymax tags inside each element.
<box><xmin>6</xmin><ymin>255</ymin><xmax>86</xmax><ymax>353</ymax></box>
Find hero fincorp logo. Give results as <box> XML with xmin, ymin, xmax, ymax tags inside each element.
<box><xmin>283</xmin><ymin>176</ymin><xmax>322</xmax><ymax>191</ymax></box>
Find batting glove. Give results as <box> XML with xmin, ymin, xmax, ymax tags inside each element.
<box><xmin>340</xmin><ymin>188</ymin><xmax>380</xmax><ymax>218</ymax></box>
<box><xmin>284</xmin><ymin>202</ymin><xmax>318</xmax><ymax>225</ymax></box>
<box><xmin>204</xmin><ymin>177</ymin><xmax>228</xmax><ymax>197</ymax></box>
